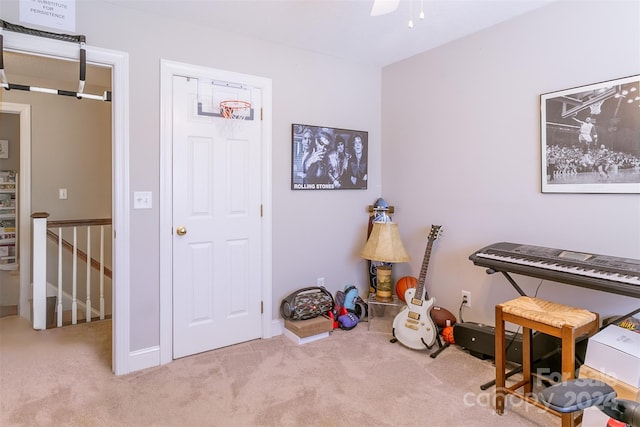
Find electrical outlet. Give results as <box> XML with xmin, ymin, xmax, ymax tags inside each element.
<box><xmin>461</xmin><ymin>290</ymin><xmax>471</xmax><ymax>308</ymax></box>
<box><xmin>317</xmin><ymin>277</ymin><xmax>325</xmax><ymax>286</ymax></box>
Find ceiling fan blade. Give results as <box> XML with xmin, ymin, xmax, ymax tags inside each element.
<box><xmin>370</xmin><ymin>0</ymin><xmax>400</xmax><ymax>16</ymax></box>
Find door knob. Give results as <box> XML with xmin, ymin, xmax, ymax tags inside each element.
<box><xmin>176</xmin><ymin>226</ymin><xmax>187</xmax><ymax>236</ymax></box>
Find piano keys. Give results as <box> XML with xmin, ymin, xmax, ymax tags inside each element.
<box><xmin>469</xmin><ymin>242</ymin><xmax>640</xmax><ymax>298</ymax></box>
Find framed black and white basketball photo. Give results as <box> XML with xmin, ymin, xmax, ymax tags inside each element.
<box><xmin>541</xmin><ymin>74</ymin><xmax>640</xmax><ymax>194</ymax></box>
<box><xmin>291</xmin><ymin>124</ymin><xmax>368</xmax><ymax>190</ymax></box>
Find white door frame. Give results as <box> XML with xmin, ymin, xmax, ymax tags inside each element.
<box><xmin>0</xmin><ymin>102</ymin><xmax>31</xmax><ymax>319</ymax></box>
<box><xmin>3</xmin><ymin>32</ymin><xmax>131</xmax><ymax>375</ymax></box>
<box><xmin>159</xmin><ymin>60</ymin><xmax>273</xmax><ymax>364</ymax></box>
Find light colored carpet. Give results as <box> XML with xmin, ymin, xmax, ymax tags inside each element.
<box><xmin>0</xmin><ymin>314</ymin><xmax>558</xmax><ymax>426</ymax></box>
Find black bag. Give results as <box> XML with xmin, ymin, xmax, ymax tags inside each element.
<box><xmin>280</xmin><ymin>286</ymin><xmax>334</xmax><ymax>320</ymax></box>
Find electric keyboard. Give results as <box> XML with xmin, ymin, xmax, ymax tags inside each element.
<box><xmin>469</xmin><ymin>242</ymin><xmax>640</xmax><ymax>298</ymax></box>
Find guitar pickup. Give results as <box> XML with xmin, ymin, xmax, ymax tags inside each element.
<box><xmin>408</xmin><ymin>311</ymin><xmax>420</xmax><ymax>321</ymax></box>
<box><xmin>411</xmin><ymin>298</ymin><xmax>423</xmax><ymax>306</ymax></box>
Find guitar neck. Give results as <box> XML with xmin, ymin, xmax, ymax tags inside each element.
<box><xmin>415</xmin><ymin>242</ymin><xmax>433</xmax><ymax>300</ymax></box>
<box><xmin>414</xmin><ymin>225</ymin><xmax>442</xmax><ymax>302</ymax></box>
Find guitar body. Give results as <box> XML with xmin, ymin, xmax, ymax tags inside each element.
<box><xmin>392</xmin><ymin>225</ymin><xmax>443</xmax><ymax>351</ymax></box>
<box><xmin>392</xmin><ymin>288</ymin><xmax>437</xmax><ymax>349</ymax></box>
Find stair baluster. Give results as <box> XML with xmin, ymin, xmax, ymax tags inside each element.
<box><xmin>32</xmin><ymin>214</ymin><xmax>113</xmax><ymax>328</ymax></box>
<box><xmin>85</xmin><ymin>227</ymin><xmax>91</xmax><ymax>323</ymax></box>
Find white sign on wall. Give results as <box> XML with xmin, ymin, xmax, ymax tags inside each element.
<box><xmin>19</xmin><ymin>0</ymin><xmax>76</xmax><ymax>32</ymax></box>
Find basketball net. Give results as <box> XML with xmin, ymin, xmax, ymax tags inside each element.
<box><xmin>219</xmin><ymin>100</ymin><xmax>251</xmax><ymax>137</ymax></box>
<box><xmin>589</xmin><ymin>100</ymin><xmax>604</xmax><ymax>115</ymax></box>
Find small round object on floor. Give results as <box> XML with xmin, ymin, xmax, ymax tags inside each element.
<box><xmin>395</xmin><ymin>276</ymin><xmax>417</xmax><ymax>302</ymax></box>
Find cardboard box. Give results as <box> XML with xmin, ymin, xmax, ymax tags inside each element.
<box><xmin>580</xmin><ymin>406</ymin><xmax>612</xmax><ymax>427</ymax></box>
<box><xmin>579</xmin><ymin>364</ymin><xmax>640</xmax><ymax>402</ymax></box>
<box><xmin>283</xmin><ymin>328</ymin><xmax>329</xmax><ymax>345</ymax></box>
<box><xmin>583</xmin><ymin>313</ymin><xmax>640</xmax><ymax>388</ymax></box>
<box><xmin>284</xmin><ymin>315</ymin><xmax>333</xmax><ymax>338</ymax></box>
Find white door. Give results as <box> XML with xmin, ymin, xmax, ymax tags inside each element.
<box><xmin>172</xmin><ymin>75</ymin><xmax>263</xmax><ymax>358</ymax></box>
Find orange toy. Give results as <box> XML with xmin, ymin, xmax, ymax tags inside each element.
<box><xmin>442</xmin><ymin>326</ymin><xmax>455</xmax><ymax>344</ymax></box>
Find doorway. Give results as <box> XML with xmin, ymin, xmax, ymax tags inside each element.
<box><xmin>0</xmin><ymin>102</ymin><xmax>30</xmax><ymax>319</ymax></box>
<box><xmin>159</xmin><ymin>60</ymin><xmax>273</xmax><ymax>363</ymax></box>
<box><xmin>3</xmin><ymin>31</ymin><xmax>131</xmax><ymax>375</ymax></box>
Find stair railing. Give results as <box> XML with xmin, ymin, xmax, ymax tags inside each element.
<box><xmin>31</xmin><ymin>212</ymin><xmax>112</xmax><ymax>330</ymax></box>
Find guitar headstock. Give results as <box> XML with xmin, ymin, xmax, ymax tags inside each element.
<box><xmin>428</xmin><ymin>225</ymin><xmax>443</xmax><ymax>242</ymax></box>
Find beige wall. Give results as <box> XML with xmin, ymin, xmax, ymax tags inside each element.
<box><xmin>0</xmin><ymin>113</ymin><xmax>20</xmax><ymax>171</ymax></box>
<box><xmin>0</xmin><ymin>91</ymin><xmax>112</xmax><ymax>219</ymax></box>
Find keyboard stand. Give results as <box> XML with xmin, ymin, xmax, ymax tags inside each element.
<box><xmin>487</xmin><ymin>268</ymin><xmax>526</xmax><ymax>296</ymax></box>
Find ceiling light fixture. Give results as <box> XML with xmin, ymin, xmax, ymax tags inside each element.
<box><xmin>371</xmin><ymin>0</ymin><xmax>425</xmax><ymax>29</ymax></box>
<box><xmin>408</xmin><ymin>0</ymin><xmax>413</xmax><ymax>28</ymax></box>
<box><xmin>408</xmin><ymin>0</ymin><xmax>425</xmax><ymax>28</ymax></box>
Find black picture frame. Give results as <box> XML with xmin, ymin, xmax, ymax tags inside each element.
<box><xmin>541</xmin><ymin>74</ymin><xmax>640</xmax><ymax>194</ymax></box>
<box><xmin>291</xmin><ymin>124</ymin><xmax>368</xmax><ymax>190</ymax></box>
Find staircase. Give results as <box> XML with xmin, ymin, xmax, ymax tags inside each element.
<box><xmin>56</xmin><ymin>307</ymin><xmax>112</xmax><ymax>328</ymax></box>
<box><xmin>0</xmin><ymin>305</ymin><xmax>18</xmax><ymax>318</ymax></box>
<box><xmin>31</xmin><ymin>213</ymin><xmax>113</xmax><ymax>330</ymax></box>
<box><xmin>0</xmin><ymin>267</ymin><xmax>19</xmax><ymax>318</ymax></box>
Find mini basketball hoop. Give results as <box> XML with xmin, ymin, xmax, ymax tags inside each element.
<box><xmin>220</xmin><ymin>100</ymin><xmax>251</xmax><ymax>120</ymax></box>
<box><xmin>218</xmin><ymin>100</ymin><xmax>252</xmax><ymax>137</ymax></box>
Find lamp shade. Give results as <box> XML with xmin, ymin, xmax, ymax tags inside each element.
<box><xmin>360</xmin><ymin>221</ymin><xmax>410</xmax><ymax>263</ymax></box>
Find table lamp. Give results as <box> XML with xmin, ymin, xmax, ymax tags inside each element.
<box><xmin>361</xmin><ymin>221</ymin><xmax>410</xmax><ymax>302</ymax></box>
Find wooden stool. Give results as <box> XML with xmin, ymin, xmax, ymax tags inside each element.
<box><xmin>495</xmin><ymin>296</ymin><xmax>599</xmax><ymax>427</ymax></box>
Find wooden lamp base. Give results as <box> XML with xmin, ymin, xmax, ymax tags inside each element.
<box><xmin>375</xmin><ymin>265</ymin><xmax>394</xmax><ymax>302</ymax></box>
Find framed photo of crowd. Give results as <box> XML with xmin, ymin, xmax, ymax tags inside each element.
<box><xmin>291</xmin><ymin>124</ymin><xmax>368</xmax><ymax>190</ymax></box>
<box><xmin>540</xmin><ymin>74</ymin><xmax>640</xmax><ymax>194</ymax></box>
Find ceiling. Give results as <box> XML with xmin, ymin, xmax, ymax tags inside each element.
<box><xmin>109</xmin><ymin>0</ymin><xmax>556</xmax><ymax>67</ymax></box>
<box><xmin>1</xmin><ymin>0</ymin><xmax>556</xmax><ymax>91</ymax></box>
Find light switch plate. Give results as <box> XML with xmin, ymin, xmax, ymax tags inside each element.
<box><xmin>133</xmin><ymin>191</ymin><xmax>152</xmax><ymax>209</ymax></box>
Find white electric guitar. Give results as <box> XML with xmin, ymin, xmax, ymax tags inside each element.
<box><xmin>392</xmin><ymin>225</ymin><xmax>442</xmax><ymax>350</ymax></box>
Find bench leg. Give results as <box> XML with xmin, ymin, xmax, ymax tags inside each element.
<box><xmin>523</xmin><ymin>326</ymin><xmax>532</xmax><ymax>395</ymax></box>
<box><xmin>495</xmin><ymin>305</ymin><xmax>505</xmax><ymax>415</ymax></box>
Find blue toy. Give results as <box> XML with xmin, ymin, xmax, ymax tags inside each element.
<box><xmin>343</xmin><ymin>285</ymin><xmax>359</xmax><ymax>311</ymax></box>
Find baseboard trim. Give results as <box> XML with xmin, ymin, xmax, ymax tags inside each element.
<box><xmin>129</xmin><ymin>346</ymin><xmax>160</xmax><ymax>372</ymax></box>
<box><xmin>271</xmin><ymin>318</ymin><xmax>284</xmax><ymax>337</ymax></box>
<box><xmin>127</xmin><ymin>320</ymin><xmax>283</xmax><ymax>374</ymax></box>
